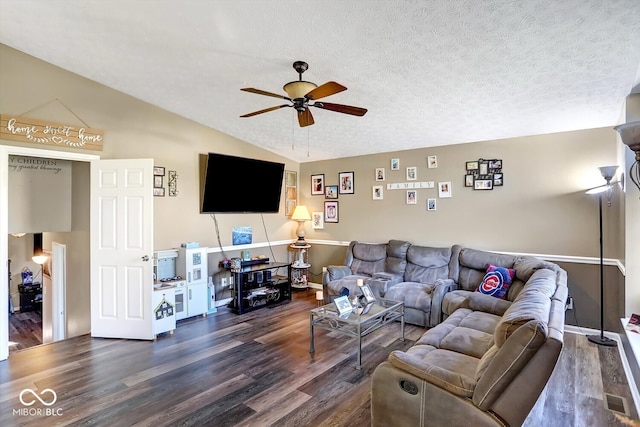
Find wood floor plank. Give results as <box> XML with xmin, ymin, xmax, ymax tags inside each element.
<box><xmin>575</xmin><ymin>333</ymin><xmax>605</xmax><ymax>400</ymax></box>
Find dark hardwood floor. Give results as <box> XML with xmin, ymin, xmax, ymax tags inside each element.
<box><xmin>0</xmin><ymin>290</ymin><xmax>637</xmax><ymax>426</ymax></box>
<box><xmin>8</xmin><ymin>310</ymin><xmax>42</xmax><ymax>354</ymax></box>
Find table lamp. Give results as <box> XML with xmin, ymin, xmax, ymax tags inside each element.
<box><xmin>291</xmin><ymin>205</ymin><xmax>311</xmax><ymax>246</ymax></box>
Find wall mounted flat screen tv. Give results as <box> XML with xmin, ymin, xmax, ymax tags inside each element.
<box><xmin>200</xmin><ymin>153</ymin><xmax>285</xmax><ymax>213</ymax></box>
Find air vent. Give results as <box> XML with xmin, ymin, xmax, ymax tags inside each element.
<box><xmin>604</xmin><ymin>392</ymin><xmax>630</xmax><ymax>416</ymax></box>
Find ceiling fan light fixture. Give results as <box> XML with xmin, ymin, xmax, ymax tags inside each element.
<box><xmin>283</xmin><ymin>81</ymin><xmax>317</xmax><ymax>100</ymax></box>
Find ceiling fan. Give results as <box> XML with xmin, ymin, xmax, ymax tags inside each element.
<box><xmin>240</xmin><ymin>61</ymin><xmax>368</xmax><ymax>127</ymax></box>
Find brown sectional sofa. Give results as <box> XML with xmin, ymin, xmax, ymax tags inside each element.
<box><xmin>322</xmin><ymin>241</ymin><xmax>568</xmax><ymax>426</ymax></box>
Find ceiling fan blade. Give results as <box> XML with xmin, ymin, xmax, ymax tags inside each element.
<box><xmin>297</xmin><ymin>108</ymin><xmax>315</xmax><ymax>127</ymax></box>
<box><xmin>305</xmin><ymin>81</ymin><xmax>347</xmax><ymax>100</ymax></box>
<box><xmin>241</xmin><ymin>87</ymin><xmax>291</xmax><ymax>101</ymax></box>
<box><xmin>313</xmin><ymin>102</ymin><xmax>368</xmax><ymax>116</ymax></box>
<box><xmin>240</xmin><ymin>104</ymin><xmax>290</xmax><ymax>118</ymax></box>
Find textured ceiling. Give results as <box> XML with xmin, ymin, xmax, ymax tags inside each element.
<box><xmin>1</xmin><ymin>1</ymin><xmax>640</xmax><ymax>163</ymax></box>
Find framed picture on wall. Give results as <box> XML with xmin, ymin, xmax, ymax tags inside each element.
<box><xmin>312</xmin><ymin>211</ymin><xmax>324</xmax><ymax>229</ymax></box>
<box><xmin>406</xmin><ymin>166</ymin><xmax>417</xmax><ymax>181</ymax></box>
<box><xmin>438</xmin><ymin>182</ymin><xmax>452</xmax><ymax>198</ymax></box>
<box><xmin>428</xmin><ymin>155</ymin><xmax>438</xmax><ymax>168</ymax></box>
<box><xmin>391</xmin><ymin>158</ymin><xmax>399</xmax><ymax>170</ymax></box>
<box><xmin>465</xmin><ymin>174</ymin><xmax>474</xmax><ymax>187</ymax></box>
<box><xmin>466</xmin><ymin>161</ymin><xmax>479</xmax><ymax>171</ymax></box>
<box><xmin>375</xmin><ymin>168</ymin><xmax>385</xmax><ymax>181</ymax></box>
<box><xmin>406</xmin><ymin>190</ymin><xmax>417</xmax><ymax>204</ymax></box>
<box><xmin>154</xmin><ymin>176</ymin><xmax>163</xmax><ymax>188</ymax></box>
<box><xmin>325</xmin><ymin>185</ymin><xmax>338</xmax><ymax>199</ymax></box>
<box><xmin>311</xmin><ymin>174</ymin><xmax>325</xmax><ymax>195</ymax></box>
<box><xmin>427</xmin><ymin>198</ymin><xmax>436</xmax><ymax>211</ymax></box>
<box><xmin>325</xmin><ymin>201</ymin><xmax>339</xmax><ymax>223</ymax></box>
<box><xmin>372</xmin><ymin>185</ymin><xmax>383</xmax><ymax>200</ymax></box>
<box><xmin>153</xmin><ymin>166</ymin><xmax>165</xmax><ymax>176</ymax></box>
<box><xmin>338</xmin><ymin>171</ymin><xmax>354</xmax><ymax>194</ymax></box>
<box><xmin>474</xmin><ymin>179</ymin><xmax>493</xmax><ymax>190</ymax></box>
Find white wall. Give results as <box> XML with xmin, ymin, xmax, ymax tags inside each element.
<box><xmin>624</xmin><ymin>93</ymin><xmax>640</xmax><ymax>317</ymax></box>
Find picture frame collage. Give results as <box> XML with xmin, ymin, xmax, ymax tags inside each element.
<box><xmin>153</xmin><ymin>166</ymin><xmax>165</xmax><ymax>197</ymax></box>
<box><xmin>374</xmin><ymin>156</ymin><xmax>444</xmax><ymax>212</ymax></box>
<box><xmin>465</xmin><ymin>159</ymin><xmax>503</xmax><ymax>190</ymax></box>
<box><xmin>311</xmin><ymin>171</ymin><xmax>355</xmax><ymax>227</ymax></box>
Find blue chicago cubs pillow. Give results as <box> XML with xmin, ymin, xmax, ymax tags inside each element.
<box><xmin>476</xmin><ymin>264</ymin><xmax>516</xmax><ymax>300</ymax></box>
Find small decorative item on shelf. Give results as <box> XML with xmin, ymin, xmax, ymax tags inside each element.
<box><xmin>230</xmin><ymin>257</ymin><xmax>242</xmax><ymax>272</ymax></box>
<box><xmin>219</xmin><ymin>258</ymin><xmax>231</xmax><ymax>269</ymax></box>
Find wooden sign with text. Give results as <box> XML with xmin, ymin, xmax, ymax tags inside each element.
<box><xmin>0</xmin><ymin>114</ymin><xmax>103</xmax><ymax>151</ymax></box>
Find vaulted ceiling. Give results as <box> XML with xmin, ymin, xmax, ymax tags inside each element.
<box><xmin>1</xmin><ymin>1</ymin><xmax>639</xmax><ymax>163</ymax></box>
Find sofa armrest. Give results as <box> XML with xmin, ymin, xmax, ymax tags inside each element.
<box><xmin>323</xmin><ymin>265</ymin><xmax>352</xmax><ymax>286</ymax></box>
<box><xmin>461</xmin><ymin>292</ymin><xmax>512</xmax><ymax>317</ymax></box>
<box><xmin>430</xmin><ymin>279</ymin><xmax>459</xmax><ymax>327</ymax></box>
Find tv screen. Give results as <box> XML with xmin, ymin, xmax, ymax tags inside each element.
<box><xmin>200</xmin><ymin>153</ymin><xmax>285</xmax><ymax>213</ymax></box>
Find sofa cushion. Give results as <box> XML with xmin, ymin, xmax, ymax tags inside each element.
<box><xmin>416</xmin><ymin>308</ymin><xmax>499</xmax><ymax>350</ymax></box>
<box><xmin>442</xmin><ymin>290</ymin><xmax>472</xmax><ymax>317</ymax></box>
<box><xmin>385</xmin><ymin>240</ymin><xmax>410</xmax><ymax>275</ymax></box>
<box><xmin>404</xmin><ymin>245</ymin><xmax>452</xmax><ymax>284</ymax></box>
<box><xmin>389</xmin><ymin>347</ymin><xmax>479</xmax><ymax>398</ymax></box>
<box><xmin>457</xmin><ymin>248</ymin><xmax>518</xmax><ymax>293</ymax></box>
<box><xmin>385</xmin><ymin>282</ymin><xmax>435</xmax><ymax>311</ymax></box>
<box><xmin>462</xmin><ymin>292</ymin><xmax>512</xmax><ymax>317</ymax></box>
<box><xmin>476</xmin><ymin>264</ymin><xmax>515</xmax><ymax>300</ymax></box>
<box><xmin>350</xmin><ymin>242</ymin><xmax>387</xmax><ymax>276</ymax></box>
<box><xmin>326</xmin><ymin>274</ymin><xmax>370</xmax><ymax>297</ymax></box>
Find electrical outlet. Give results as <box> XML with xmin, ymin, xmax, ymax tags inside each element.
<box><xmin>221</xmin><ymin>277</ymin><xmax>227</xmax><ymax>288</ymax></box>
<box><xmin>567</xmin><ymin>296</ymin><xmax>574</xmax><ymax>310</ymax></box>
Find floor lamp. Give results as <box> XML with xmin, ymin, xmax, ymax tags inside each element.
<box><xmin>585</xmin><ymin>166</ymin><xmax>618</xmax><ymax>347</ymax></box>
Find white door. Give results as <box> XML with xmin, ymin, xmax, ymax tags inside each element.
<box><xmin>90</xmin><ymin>159</ymin><xmax>154</xmax><ymax>340</ymax></box>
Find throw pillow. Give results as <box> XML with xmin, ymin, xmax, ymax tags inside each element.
<box><xmin>476</xmin><ymin>264</ymin><xmax>516</xmax><ymax>300</ymax></box>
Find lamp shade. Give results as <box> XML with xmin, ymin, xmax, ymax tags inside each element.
<box><xmin>614</xmin><ymin>121</ymin><xmax>640</xmax><ymax>153</ymax></box>
<box><xmin>283</xmin><ymin>81</ymin><xmax>317</xmax><ymax>99</ymax></box>
<box><xmin>291</xmin><ymin>205</ymin><xmax>311</xmax><ymax>221</ymax></box>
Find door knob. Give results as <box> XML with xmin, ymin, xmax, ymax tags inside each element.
<box><xmin>141</xmin><ymin>255</ymin><xmax>150</xmax><ymax>262</ymax></box>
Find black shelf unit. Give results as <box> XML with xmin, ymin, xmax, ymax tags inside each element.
<box><xmin>229</xmin><ymin>262</ymin><xmax>292</xmax><ymax>314</ymax></box>
<box><xmin>19</xmin><ymin>282</ymin><xmax>42</xmax><ymax>312</ymax></box>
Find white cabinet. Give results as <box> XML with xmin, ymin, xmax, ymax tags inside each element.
<box><xmin>188</xmin><ymin>282</ymin><xmax>208</xmax><ymax>318</ymax></box>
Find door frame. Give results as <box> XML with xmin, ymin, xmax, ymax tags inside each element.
<box><xmin>0</xmin><ymin>145</ymin><xmax>99</xmax><ymax>361</ymax></box>
<box><xmin>51</xmin><ymin>242</ymin><xmax>67</xmax><ymax>341</ymax></box>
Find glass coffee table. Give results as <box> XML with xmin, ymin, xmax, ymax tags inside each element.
<box><xmin>309</xmin><ymin>298</ymin><xmax>404</xmax><ymax>369</ymax></box>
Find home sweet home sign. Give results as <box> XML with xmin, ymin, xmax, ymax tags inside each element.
<box><xmin>0</xmin><ymin>114</ymin><xmax>103</xmax><ymax>151</ymax></box>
